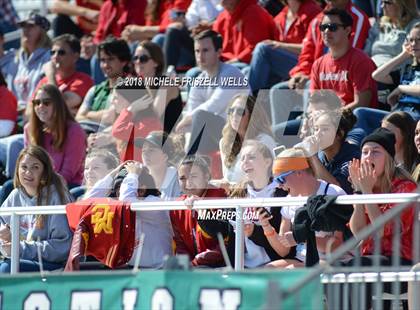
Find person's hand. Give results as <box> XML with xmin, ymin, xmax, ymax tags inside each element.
<box><xmin>401</xmin><ymin>39</ymin><xmax>414</xmax><ymax>59</ymax></box>
<box><xmin>295</xmin><ymin>135</ymin><xmax>319</xmax><ymax>157</ymax></box>
<box><xmin>124</xmin><ymin>161</ymin><xmax>143</xmax><ymax>175</ymax></box>
<box><xmin>387</xmin><ymin>86</ymin><xmax>401</xmax><ymax>107</ymax></box>
<box><xmin>88</xmin><ymin>132</ymin><xmax>113</xmax><ymax>149</ymax></box>
<box><xmin>0</xmin><ymin>242</ymin><xmax>11</xmax><ymax>258</ymax></box>
<box><xmin>128</xmin><ymin>94</ymin><xmax>154</xmax><ymax>115</ymax></box>
<box><xmin>288</xmin><ymin>74</ymin><xmax>309</xmax><ymax>90</ymax></box>
<box><xmin>190</xmin><ymin>21</ymin><xmax>212</xmax><ymax>36</ymax></box>
<box><xmin>184</xmin><ymin>195</ymin><xmax>201</xmax><ymax>210</ymax></box>
<box><xmin>358</xmin><ymin>161</ymin><xmax>377</xmax><ymax>194</ymax></box>
<box><xmin>176</xmin><ymin>115</ymin><xmax>193</xmax><ymax>133</ymax></box>
<box><xmin>348</xmin><ymin>158</ymin><xmax>362</xmax><ymax>192</ymax></box>
<box><xmin>243</xmin><ymin>223</ymin><xmax>254</xmax><ymax>237</ymax></box>
<box><xmin>0</xmin><ymin>224</ymin><xmax>11</xmax><ymax>243</ymax></box>
<box><xmin>257</xmin><ymin>207</ymin><xmax>273</xmax><ymax>227</ymax></box>
<box><xmin>43</xmin><ymin>61</ymin><xmax>56</xmax><ymax>79</ymax></box>
<box><xmin>83</xmin><ymin>8</ymin><xmax>99</xmax><ymax>23</ymax></box>
<box><xmin>279</xmin><ymin>231</ymin><xmax>297</xmax><ymax>247</ymax></box>
<box><xmin>121</xmin><ymin>25</ymin><xmax>145</xmax><ymax>42</ymax></box>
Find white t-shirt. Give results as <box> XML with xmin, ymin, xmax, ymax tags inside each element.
<box><xmin>281</xmin><ymin>180</ymin><xmax>346</xmax><ymax>262</ymax></box>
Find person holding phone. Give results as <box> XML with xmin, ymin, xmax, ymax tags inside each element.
<box><xmin>260</xmin><ymin>147</ymin><xmax>347</xmax><ymax>268</ymax></box>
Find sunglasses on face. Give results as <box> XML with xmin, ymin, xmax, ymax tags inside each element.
<box><xmin>275</xmin><ymin>171</ymin><xmax>294</xmax><ymax>185</ymax></box>
<box><xmin>32</xmin><ymin>98</ymin><xmax>53</xmax><ymax>107</ymax></box>
<box><xmin>50</xmin><ymin>49</ymin><xmax>67</xmax><ymax>56</ymax></box>
<box><xmin>228</xmin><ymin>107</ymin><xmax>247</xmax><ymax>116</ymax></box>
<box><xmin>319</xmin><ymin>23</ymin><xmax>346</xmax><ymax>33</ymax></box>
<box><xmin>133</xmin><ymin>54</ymin><xmax>151</xmax><ymax>64</ymax></box>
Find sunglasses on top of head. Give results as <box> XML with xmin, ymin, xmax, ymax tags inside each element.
<box><xmin>319</xmin><ymin>23</ymin><xmax>346</xmax><ymax>33</ymax></box>
<box><xmin>133</xmin><ymin>54</ymin><xmax>151</xmax><ymax>64</ymax></box>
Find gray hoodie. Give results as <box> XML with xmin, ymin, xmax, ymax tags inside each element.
<box><xmin>1</xmin><ymin>186</ymin><xmax>72</xmax><ymax>263</ymax></box>
<box><xmin>2</xmin><ymin>47</ymin><xmax>50</xmax><ymax>108</ymax></box>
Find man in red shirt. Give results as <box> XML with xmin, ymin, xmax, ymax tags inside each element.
<box><xmin>212</xmin><ymin>0</ymin><xmax>277</xmax><ymax>65</ymax></box>
<box><xmin>310</xmin><ymin>8</ymin><xmax>377</xmax><ymax>110</ymax></box>
<box><xmin>35</xmin><ymin>34</ymin><xmax>94</xmax><ymax>116</ymax></box>
<box><xmin>170</xmin><ymin>155</ymin><xmax>226</xmax><ymax>267</ymax></box>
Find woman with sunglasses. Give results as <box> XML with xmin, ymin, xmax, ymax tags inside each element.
<box><xmin>0</xmin><ymin>145</ymin><xmax>72</xmax><ymax>273</ymax></box>
<box><xmin>25</xmin><ymin>84</ymin><xmax>87</xmax><ymax>188</ymax></box>
<box><xmin>260</xmin><ymin>147</ymin><xmax>347</xmax><ymax>268</ymax></box>
<box><xmin>364</xmin><ymin>0</ymin><xmax>419</xmax><ymax>68</ymax></box>
<box><xmin>111</xmin><ymin>41</ymin><xmax>183</xmax><ymax>161</ymax></box>
<box><xmin>219</xmin><ymin>94</ymin><xmax>276</xmax><ymax>185</ymax></box>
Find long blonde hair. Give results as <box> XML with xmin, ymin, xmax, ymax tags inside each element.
<box><xmin>221</xmin><ymin>95</ymin><xmax>273</xmax><ymax>168</ymax></box>
<box><xmin>20</xmin><ymin>28</ymin><xmax>51</xmax><ymax>55</ymax></box>
<box><xmin>380</xmin><ymin>0</ymin><xmax>419</xmax><ymax>29</ymax></box>
<box><xmin>375</xmin><ymin>151</ymin><xmax>414</xmax><ymax>193</ymax></box>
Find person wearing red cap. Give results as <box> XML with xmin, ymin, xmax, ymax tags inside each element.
<box><xmin>260</xmin><ymin>147</ymin><xmax>347</xmax><ymax>268</ymax></box>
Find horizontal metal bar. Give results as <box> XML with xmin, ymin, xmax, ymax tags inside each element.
<box><xmin>0</xmin><ymin>193</ymin><xmax>418</xmax><ymax>214</ymax></box>
<box><xmin>321</xmin><ymin>271</ymin><xmax>420</xmax><ymax>284</ymax></box>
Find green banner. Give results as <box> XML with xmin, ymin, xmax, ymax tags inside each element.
<box><xmin>0</xmin><ymin>269</ymin><xmax>321</xmax><ymax>309</ymax></box>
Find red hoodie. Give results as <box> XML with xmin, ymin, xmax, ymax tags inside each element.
<box><xmin>213</xmin><ymin>0</ymin><xmax>277</xmax><ymax>63</ymax></box>
<box><xmin>170</xmin><ymin>187</ymin><xmax>227</xmax><ymax>267</ymax></box>
<box><xmin>94</xmin><ymin>0</ymin><xmax>147</xmax><ymax>44</ymax></box>
<box><xmin>274</xmin><ymin>0</ymin><xmax>321</xmax><ymax>43</ymax></box>
<box><xmin>146</xmin><ymin>0</ymin><xmax>192</xmax><ymax>32</ymax></box>
<box><xmin>289</xmin><ymin>2</ymin><xmax>370</xmax><ymax>77</ymax></box>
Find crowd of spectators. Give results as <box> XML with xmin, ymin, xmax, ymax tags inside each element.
<box><xmin>0</xmin><ymin>4</ymin><xmax>419</xmax><ymax>305</ymax></box>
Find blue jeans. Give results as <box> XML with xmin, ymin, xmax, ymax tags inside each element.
<box><xmin>0</xmin><ymin>258</ymin><xmax>64</xmax><ymax>273</ymax></box>
<box><xmin>248</xmin><ymin>42</ymin><xmax>298</xmax><ymax>93</ymax></box>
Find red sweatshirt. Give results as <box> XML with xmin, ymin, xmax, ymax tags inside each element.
<box><xmin>274</xmin><ymin>0</ymin><xmax>321</xmax><ymax>44</ymax></box>
<box><xmin>111</xmin><ymin>108</ymin><xmax>162</xmax><ymax>162</ymax></box>
<box><xmin>289</xmin><ymin>2</ymin><xmax>370</xmax><ymax>77</ymax></box>
<box><xmin>94</xmin><ymin>0</ymin><xmax>147</xmax><ymax>44</ymax></box>
<box><xmin>146</xmin><ymin>0</ymin><xmax>192</xmax><ymax>33</ymax></box>
<box><xmin>170</xmin><ymin>187</ymin><xmax>227</xmax><ymax>267</ymax></box>
<box><xmin>213</xmin><ymin>0</ymin><xmax>277</xmax><ymax>63</ymax></box>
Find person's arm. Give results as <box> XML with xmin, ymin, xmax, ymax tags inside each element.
<box><xmin>119</xmin><ymin>173</ymin><xmax>139</xmax><ymax>203</ymax></box>
<box><xmin>20</xmin><ymin>214</ymin><xmax>73</xmax><ymax>263</ymax></box>
<box><xmin>308</xmin><ymin>155</ymin><xmax>342</xmax><ymax>187</ymax></box>
<box><xmin>152</xmin><ymin>85</ymin><xmax>179</xmax><ymax>118</ymax></box>
<box><xmin>344</xmin><ymin>89</ymin><xmax>372</xmax><ymax>110</ymax></box>
<box><xmin>261</xmin><ymin>217</ymin><xmax>291</xmax><ymax>257</ymax></box>
<box><xmin>372</xmin><ymin>50</ymin><xmax>411</xmax><ymax>84</ymax></box>
<box><xmin>84</xmin><ymin>175</ymin><xmax>114</xmax><ymax>198</ymax></box>
<box><xmin>75</xmin><ymin>86</ymin><xmax>95</xmax><ymax>121</ymax></box>
<box><xmin>121</xmin><ymin>25</ymin><xmax>160</xmax><ymax>43</ymax></box>
<box><xmin>50</xmin><ymin>0</ymin><xmax>99</xmax><ymax>19</ymax></box>
<box><xmin>316</xmin><ymin>231</ymin><xmax>343</xmax><ymax>253</ymax></box>
<box><xmin>269</xmin><ymin>41</ymin><xmax>302</xmax><ymax>55</ymax></box>
<box><xmin>349</xmin><ymin>204</ymin><xmax>368</xmax><ymax>235</ymax></box>
<box><xmin>63</xmin><ymin>91</ymin><xmax>83</xmax><ymax>114</ymax></box>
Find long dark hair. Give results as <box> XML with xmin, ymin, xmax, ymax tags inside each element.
<box><xmin>383</xmin><ymin>111</ymin><xmax>419</xmax><ymax>173</ymax></box>
<box><xmin>14</xmin><ymin>145</ymin><xmax>70</xmax><ymax>205</ymax></box>
<box><xmin>0</xmin><ymin>71</ymin><xmax>7</xmax><ymax>87</ymax></box>
<box><xmin>29</xmin><ymin>84</ymin><xmax>74</xmax><ymax>151</ymax></box>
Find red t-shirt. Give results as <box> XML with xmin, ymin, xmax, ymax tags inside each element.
<box><xmin>213</xmin><ymin>0</ymin><xmax>277</xmax><ymax>63</ymax></box>
<box><xmin>289</xmin><ymin>2</ymin><xmax>370</xmax><ymax>77</ymax></box>
<box><xmin>310</xmin><ymin>47</ymin><xmax>378</xmax><ymax>108</ymax></box>
<box><xmin>274</xmin><ymin>0</ymin><xmax>321</xmax><ymax>44</ymax></box>
<box><xmin>0</xmin><ymin>85</ymin><xmax>18</xmax><ymax>122</ymax></box>
<box><xmin>36</xmin><ymin>71</ymin><xmax>94</xmax><ymax>101</ymax></box>
<box><xmin>361</xmin><ymin>179</ymin><xmax>417</xmax><ymax>261</ymax></box>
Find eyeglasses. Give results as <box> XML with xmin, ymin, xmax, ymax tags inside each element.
<box><xmin>381</xmin><ymin>0</ymin><xmax>394</xmax><ymax>6</ymax></box>
<box><xmin>50</xmin><ymin>49</ymin><xmax>67</xmax><ymax>56</ymax></box>
<box><xmin>133</xmin><ymin>54</ymin><xmax>151</xmax><ymax>64</ymax></box>
<box><xmin>319</xmin><ymin>23</ymin><xmax>346</xmax><ymax>33</ymax></box>
<box><xmin>228</xmin><ymin>107</ymin><xmax>247</xmax><ymax>116</ymax></box>
<box><xmin>275</xmin><ymin>171</ymin><xmax>294</xmax><ymax>185</ymax></box>
<box><xmin>32</xmin><ymin>98</ymin><xmax>53</xmax><ymax>107</ymax></box>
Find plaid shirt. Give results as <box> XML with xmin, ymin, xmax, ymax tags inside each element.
<box><xmin>0</xmin><ymin>0</ymin><xmax>19</xmax><ymax>25</ymax></box>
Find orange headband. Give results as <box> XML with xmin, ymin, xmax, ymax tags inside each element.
<box><xmin>272</xmin><ymin>157</ymin><xmax>310</xmax><ymax>176</ymax></box>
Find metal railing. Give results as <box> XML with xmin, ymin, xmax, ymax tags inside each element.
<box><xmin>0</xmin><ymin>193</ymin><xmax>418</xmax><ymax>272</ymax></box>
